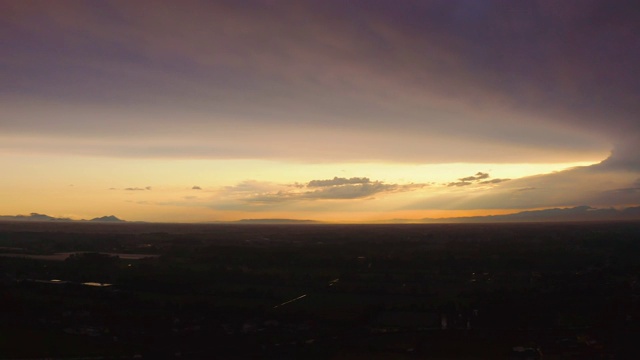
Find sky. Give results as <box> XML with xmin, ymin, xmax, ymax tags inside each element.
<box><xmin>1</xmin><ymin>0</ymin><xmax>639</xmax><ymax>223</ymax></box>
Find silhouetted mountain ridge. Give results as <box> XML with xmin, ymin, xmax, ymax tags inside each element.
<box><xmin>0</xmin><ymin>213</ymin><xmax>125</xmax><ymax>222</ymax></box>
<box><xmin>89</xmin><ymin>215</ymin><xmax>124</xmax><ymax>222</ymax></box>
<box><xmin>420</xmin><ymin>205</ymin><xmax>640</xmax><ymax>223</ymax></box>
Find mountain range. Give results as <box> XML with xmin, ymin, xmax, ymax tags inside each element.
<box><xmin>418</xmin><ymin>205</ymin><xmax>640</xmax><ymax>223</ymax></box>
<box><xmin>0</xmin><ymin>213</ymin><xmax>125</xmax><ymax>223</ymax></box>
<box><xmin>1</xmin><ymin>206</ymin><xmax>640</xmax><ymax>224</ymax></box>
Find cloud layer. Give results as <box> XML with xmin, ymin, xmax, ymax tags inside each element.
<box><xmin>214</xmin><ymin>177</ymin><xmax>426</xmax><ymax>210</ymax></box>
<box><xmin>3</xmin><ymin>0</ymin><xmax>636</xmax><ymax>164</ymax></box>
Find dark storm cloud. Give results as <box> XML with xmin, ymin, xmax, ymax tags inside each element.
<box><xmin>2</xmin><ymin>0</ymin><xmax>638</xmax><ymax>164</ymax></box>
<box><xmin>594</xmin><ymin>141</ymin><xmax>640</xmax><ymax>171</ymax></box>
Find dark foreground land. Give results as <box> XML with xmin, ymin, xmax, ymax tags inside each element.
<box><xmin>1</xmin><ymin>221</ymin><xmax>640</xmax><ymax>359</ymax></box>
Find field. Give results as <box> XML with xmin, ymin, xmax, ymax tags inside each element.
<box><xmin>1</xmin><ymin>221</ymin><xmax>640</xmax><ymax>359</ymax></box>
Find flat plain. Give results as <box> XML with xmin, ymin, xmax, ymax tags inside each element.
<box><xmin>1</xmin><ymin>221</ymin><xmax>639</xmax><ymax>359</ymax></box>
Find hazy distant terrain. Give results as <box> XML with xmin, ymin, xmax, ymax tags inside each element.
<box><xmin>3</xmin><ymin>205</ymin><xmax>640</xmax><ymax>225</ymax></box>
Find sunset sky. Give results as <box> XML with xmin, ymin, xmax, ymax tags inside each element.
<box><xmin>1</xmin><ymin>0</ymin><xmax>639</xmax><ymax>222</ymax></box>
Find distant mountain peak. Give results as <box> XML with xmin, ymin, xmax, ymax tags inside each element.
<box><xmin>28</xmin><ymin>213</ymin><xmax>57</xmax><ymax>220</ymax></box>
<box><xmin>89</xmin><ymin>215</ymin><xmax>124</xmax><ymax>222</ymax></box>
